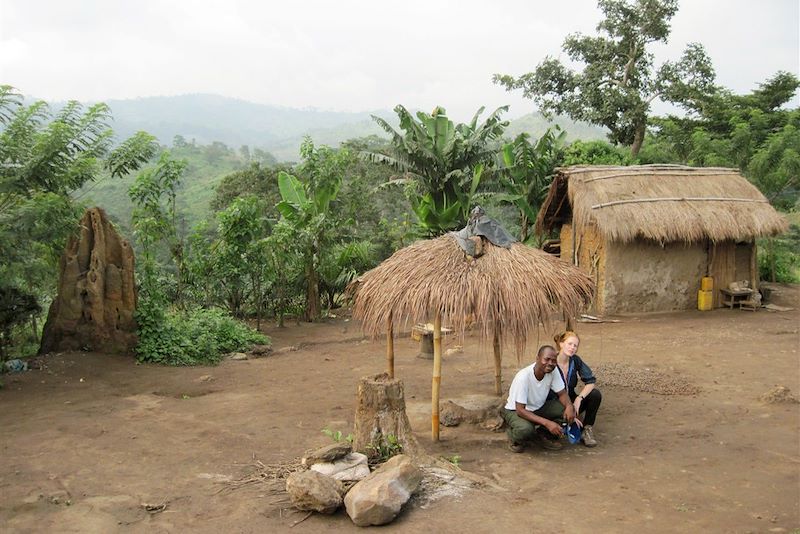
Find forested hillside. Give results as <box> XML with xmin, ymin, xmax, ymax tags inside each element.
<box><xmin>101</xmin><ymin>94</ymin><xmax>605</xmax><ymax>161</ymax></box>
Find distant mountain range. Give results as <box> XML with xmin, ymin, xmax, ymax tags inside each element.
<box><xmin>98</xmin><ymin>94</ymin><xmax>606</xmax><ymax>161</ymax></box>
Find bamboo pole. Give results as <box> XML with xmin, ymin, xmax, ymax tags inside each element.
<box><xmin>493</xmin><ymin>329</ymin><xmax>502</xmax><ymax>396</ymax></box>
<box><xmin>583</xmin><ymin>169</ymin><xmax>741</xmax><ymax>183</ymax></box>
<box><xmin>386</xmin><ymin>312</ymin><xmax>394</xmax><ymax>379</ymax></box>
<box><xmin>591</xmin><ymin>197</ymin><xmax>768</xmax><ymax>210</ymax></box>
<box><xmin>431</xmin><ymin>312</ymin><xmax>442</xmax><ymax>441</ymax></box>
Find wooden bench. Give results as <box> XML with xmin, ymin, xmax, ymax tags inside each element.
<box><xmin>738</xmin><ymin>293</ymin><xmax>761</xmax><ymax>311</ymax></box>
<box><xmin>719</xmin><ymin>288</ymin><xmax>753</xmax><ymax>310</ymax></box>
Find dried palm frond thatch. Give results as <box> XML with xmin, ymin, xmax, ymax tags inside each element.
<box><xmin>352</xmin><ymin>234</ymin><xmax>594</xmax><ymax>355</ymax></box>
<box><xmin>536</xmin><ymin>164</ymin><xmax>788</xmax><ymax>243</ymax></box>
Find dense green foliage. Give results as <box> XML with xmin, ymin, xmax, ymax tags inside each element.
<box><xmin>0</xmin><ymin>86</ymin><xmax>157</xmax><ymax>359</ymax></box>
<box><xmin>367</xmin><ymin>105</ymin><xmax>508</xmax><ymax>235</ymax></box>
<box><xmin>759</xmin><ymin>228</ymin><xmax>800</xmax><ymax>284</ymax></box>
<box><xmin>81</xmin><ymin>138</ymin><xmax>268</xmax><ymax>232</ymax></box>
<box><xmin>495</xmin><ymin>0</ymin><xmax>715</xmax><ymax>157</ymax></box>
<box><xmin>135</xmin><ymin>305</ymin><xmax>268</xmax><ymax>366</ymax></box>
<box><xmin>496</xmin><ymin>127</ymin><xmax>566</xmax><ymax>243</ymax></box>
<box><xmin>561</xmin><ymin>140</ymin><xmax>633</xmax><ymax>166</ymax></box>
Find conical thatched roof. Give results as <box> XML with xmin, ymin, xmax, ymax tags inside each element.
<box><xmin>352</xmin><ymin>234</ymin><xmax>594</xmax><ymax>354</ymax></box>
<box><xmin>536</xmin><ymin>164</ymin><xmax>788</xmax><ymax>243</ymax></box>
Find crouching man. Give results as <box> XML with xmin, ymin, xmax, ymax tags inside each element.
<box><xmin>502</xmin><ymin>345</ymin><xmax>575</xmax><ymax>452</ymax></box>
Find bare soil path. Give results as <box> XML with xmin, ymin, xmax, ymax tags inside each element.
<box><xmin>1</xmin><ymin>285</ymin><xmax>798</xmax><ymax>533</ymax></box>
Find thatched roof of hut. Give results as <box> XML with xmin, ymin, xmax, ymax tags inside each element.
<box><xmin>352</xmin><ymin>234</ymin><xmax>594</xmax><ymax>354</ymax></box>
<box><xmin>536</xmin><ymin>164</ymin><xmax>788</xmax><ymax>243</ymax></box>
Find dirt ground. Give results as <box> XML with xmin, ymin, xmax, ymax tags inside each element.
<box><xmin>1</xmin><ymin>285</ymin><xmax>799</xmax><ymax>534</ymax></box>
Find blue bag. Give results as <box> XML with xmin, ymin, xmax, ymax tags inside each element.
<box><xmin>565</xmin><ymin>422</ymin><xmax>582</xmax><ymax>444</ymax></box>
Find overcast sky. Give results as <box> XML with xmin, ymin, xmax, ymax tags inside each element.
<box><xmin>1</xmin><ymin>0</ymin><xmax>798</xmax><ymax>121</ymax></box>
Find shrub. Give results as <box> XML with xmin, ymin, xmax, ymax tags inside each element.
<box><xmin>135</xmin><ymin>303</ymin><xmax>269</xmax><ymax>366</ymax></box>
<box><xmin>758</xmin><ymin>224</ymin><xmax>800</xmax><ymax>284</ymax></box>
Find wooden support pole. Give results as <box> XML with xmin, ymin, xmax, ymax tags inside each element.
<box><xmin>386</xmin><ymin>312</ymin><xmax>394</xmax><ymax>379</ymax></box>
<box><xmin>750</xmin><ymin>240</ymin><xmax>758</xmax><ymax>292</ymax></box>
<box><xmin>493</xmin><ymin>329</ymin><xmax>502</xmax><ymax>396</ymax></box>
<box><xmin>431</xmin><ymin>312</ymin><xmax>442</xmax><ymax>441</ymax></box>
<box><xmin>565</xmin><ymin>313</ymin><xmax>575</xmax><ymax>332</ymax></box>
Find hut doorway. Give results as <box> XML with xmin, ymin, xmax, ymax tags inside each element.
<box><xmin>707</xmin><ymin>240</ymin><xmax>758</xmax><ymax>307</ymax></box>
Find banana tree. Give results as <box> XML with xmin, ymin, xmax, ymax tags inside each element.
<box><xmin>275</xmin><ymin>139</ymin><xmax>346</xmax><ymax>321</ymax></box>
<box><xmin>496</xmin><ymin>127</ymin><xmax>566</xmax><ymax>243</ymax></box>
<box><xmin>366</xmin><ymin>105</ymin><xmax>508</xmax><ymax>235</ymax></box>
<box><xmin>318</xmin><ymin>240</ymin><xmax>377</xmax><ymax>309</ymax></box>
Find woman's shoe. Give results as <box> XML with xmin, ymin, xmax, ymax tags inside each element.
<box><xmin>582</xmin><ymin>425</ymin><xmax>597</xmax><ymax>447</ymax></box>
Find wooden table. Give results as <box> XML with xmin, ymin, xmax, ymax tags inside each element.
<box><xmin>719</xmin><ymin>288</ymin><xmax>753</xmax><ymax>309</ymax></box>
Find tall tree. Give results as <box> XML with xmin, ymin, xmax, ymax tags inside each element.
<box><xmin>276</xmin><ymin>138</ymin><xmax>348</xmax><ymax>321</ymax></box>
<box><xmin>210</xmin><ymin>161</ymin><xmax>288</xmax><ymax>213</ymax></box>
<box><xmin>128</xmin><ymin>152</ymin><xmax>189</xmax><ymax>305</ymax></box>
<box><xmin>366</xmin><ymin>105</ymin><xmax>508</xmax><ymax>235</ymax></box>
<box><xmin>214</xmin><ymin>195</ymin><xmax>272</xmax><ymax>319</ymax></box>
<box><xmin>644</xmin><ymin>72</ymin><xmax>800</xmax><ymax>189</ymax></box>
<box><xmin>494</xmin><ymin>0</ymin><xmax>715</xmax><ymax>157</ymax></box>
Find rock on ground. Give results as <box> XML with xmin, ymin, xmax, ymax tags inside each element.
<box><xmin>301</xmin><ymin>442</ymin><xmax>352</xmax><ymax>466</ymax></box>
<box><xmin>285</xmin><ymin>470</ymin><xmax>344</xmax><ymax>514</ymax></box>
<box><xmin>439</xmin><ymin>397</ymin><xmax>504</xmax><ymax>427</ymax></box>
<box><xmin>248</xmin><ymin>344</ymin><xmax>273</xmax><ymax>358</ymax></box>
<box><xmin>344</xmin><ymin>454</ymin><xmax>422</xmax><ymax>527</ymax></box>
<box><xmin>310</xmin><ymin>452</ymin><xmax>370</xmax><ymax>481</ymax></box>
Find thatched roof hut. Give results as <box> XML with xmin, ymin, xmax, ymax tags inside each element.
<box><xmin>352</xmin><ymin>230</ymin><xmax>594</xmax><ymax>440</ymax></box>
<box><xmin>536</xmin><ymin>164</ymin><xmax>788</xmax><ymax>313</ymax></box>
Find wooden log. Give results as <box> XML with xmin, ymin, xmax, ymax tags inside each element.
<box><xmin>432</xmin><ymin>312</ymin><xmax>442</xmax><ymax>441</ymax></box>
<box><xmin>352</xmin><ymin>373</ymin><xmax>419</xmax><ymax>457</ymax></box>
<box><xmin>386</xmin><ymin>313</ymin><xmax>394</xmax><ymax>379</ymax></box>
<box><xmin>493</xmin><ymin>329</ymin><xmax>502</xmax><ymax>396</ymax></box>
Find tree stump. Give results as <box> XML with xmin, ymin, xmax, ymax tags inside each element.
<box><xmin>352</xmin><ymin>373</ymin><xmax>419</xmax><ymax>457</ymax></box>
<box><xmin>418</xmin><ymin>331</ymin><xmax>434</xmax><ymax>360</ymax></box>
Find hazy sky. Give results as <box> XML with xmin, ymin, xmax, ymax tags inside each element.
<box><xmin>1</xmin><ymin>0</ymin><xmax>798</xmax><ymax>121</ymax></box>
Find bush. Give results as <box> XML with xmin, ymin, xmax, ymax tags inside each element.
<box><xmin>560</xmin><ymin>140</ymin><xmax>633</xmax><ymax>166</ymax></box>
<box><xmin>135</xmin><ymin>303</ymin><xmax>269</xmax><ymax>366</ymax></box>
<box><xmin>758</xmin><ymin>224</ymin><xmax>800</xmax><ymax>284</ymax></box>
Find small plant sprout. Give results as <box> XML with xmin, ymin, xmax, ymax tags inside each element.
<box><xmin>321</xmin><ymin>428</ymin><xmax>353</xmax><ymax>443</ymax></box>
<box><xmin>444</xmin><ymin>455</ymin><xmax>461</xmax><ymax>467</ymax></box>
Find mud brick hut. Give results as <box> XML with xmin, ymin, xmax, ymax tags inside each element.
<box><xmin>535</xmin><ymin>165</ymin><xmax>788</xmax><ymax>313</ymax></box>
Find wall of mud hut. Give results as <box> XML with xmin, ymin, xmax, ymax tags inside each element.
<box><xmin>559</xmin><ymin>223</ymin><xmax>757</xmax><ymax>314</ymax></box>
